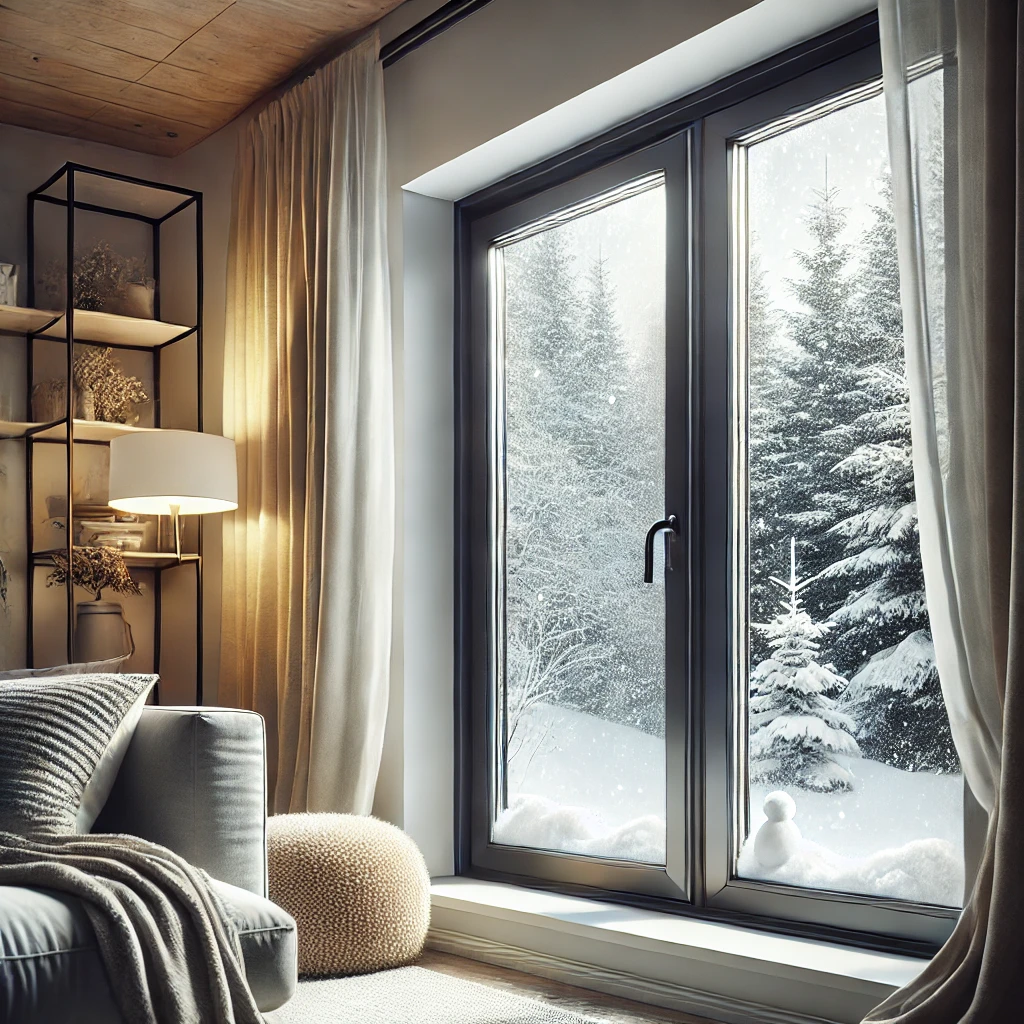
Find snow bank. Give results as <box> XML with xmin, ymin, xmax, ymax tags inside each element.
<box><xmin>499</xmin><ymin>701</ymin><xmax>666</xmax><ymax>862</ymax></box>
<box><xmin>749</xmin><ymin>755</ymin><xmax>962</xmax><ymax>861</ymax></box>
<box><xmin>493</xmin><ymin>794</ymin><xmax>665</xmax><ymax>863</ymax></box>
<box><xmin>508</xmin><ymin>702</ymin><xmax>665</xmax><ymax>825</ymax></box>
<box><xmin>502</xmin><ymin>702</ymin><xmax>963</xmax><ymax>901</ymax></box>
<box><xmin>737</xmin><ymin>832</ymin><xmax>962</xmax><ymax>906</ymax></box>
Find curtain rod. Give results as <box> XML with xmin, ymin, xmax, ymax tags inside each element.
<box><xmin>251</xmin><ymin>0</ymin><xmax>494</xmax><ymax>121</ymax></box>
<box><xmin>380</xmin><ymin>0</ymin><xmax>495</xmax><ymax>67</ymax></box>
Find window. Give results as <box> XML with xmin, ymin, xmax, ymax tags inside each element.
<box><xmin>492</xmin><ymin>175</ymin><xmax>668</xmax><ymax>865</ymax></box>
<box><xmin>734</xmin><ymin>87</ymin><xmax>962</xmax><ymax>910</ymax></box>
<box><xmin>457</xmin><ymin>22</ymin><xmax>961</xmax><ymax>949</ymax></box>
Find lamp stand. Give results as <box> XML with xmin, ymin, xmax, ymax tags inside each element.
<box><xmin>169</xmin><ymin>503</ymin><xmax>182</xmax><ymax>564</ymax></box>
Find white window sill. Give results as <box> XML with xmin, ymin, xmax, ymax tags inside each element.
<box><xmin>428</xmin><ymin>877</ymin><xmax>926</xmax><ymax>1024</ymax></box>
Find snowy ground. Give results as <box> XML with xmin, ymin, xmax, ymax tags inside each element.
<box><xmin>495</xmin><ymin>702</ymin><xmax>666</xmax><ymax>863</ymax></box>
<box><xmin>741</xmin><ymin>756</ymin><xmax>963</xmax><ymax>906</ymax></box>
<box><xmin>494</xmin><ymin>702</ymin><xmax>963</xmax><ymax>905</ymax></box>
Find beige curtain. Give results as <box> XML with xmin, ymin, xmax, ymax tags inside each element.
<box><xmin>867</xmin><ymin>1</ymin><xmax>1023</xmax><ymax>1019</ymax></box>
<box><xmin>221</xmin><ymin>32</ymin><xmax>394</xmax><ymax>816</ymax></box>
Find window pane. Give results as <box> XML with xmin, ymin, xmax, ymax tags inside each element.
<box><xmin>737</xmin><ymin>89</ymin><xmax>964</xmax><ymax>906</ymax></box>
<box><xmin>491</xmin><ymin>177</ymin><xmax>666</xmax><ymax>864</ymax></box>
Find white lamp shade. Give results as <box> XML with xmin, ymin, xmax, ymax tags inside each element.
<box><xmin>108</xmin><ymin>430</ymin><xmax>238</xmax><ymax>516</ymax></box>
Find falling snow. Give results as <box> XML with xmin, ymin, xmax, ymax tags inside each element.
<box><xmin>494</xmin><ymin>89</ymin><xmax>962</xmax><ymax>905</ymax></box>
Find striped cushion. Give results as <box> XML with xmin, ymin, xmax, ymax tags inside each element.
<box><xmin>0</xmin><ymin>673</ymin><xmax>156</xmax><ymax>836</ymax></box>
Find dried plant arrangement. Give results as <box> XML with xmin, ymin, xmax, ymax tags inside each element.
<box><xmin>73</xmin><ymin>346</ymin><xmax>149</xmax><ymax>423</ymax></box>
<box><xmin>38</xmin><ymin>243</ymin><xmax>150</xmax><ymax>312</ymax></box>
<box><xmin>48</xmin><ymin>546</ymin><xmax>142</xmax><ymax>602</ymax></box>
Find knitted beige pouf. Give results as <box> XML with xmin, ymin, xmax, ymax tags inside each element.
<box><xmin>267</xmin><ymin>812</ymin><xmax>431</xmax><ymax>977</ymax></box>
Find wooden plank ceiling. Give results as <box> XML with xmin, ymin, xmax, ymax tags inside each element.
<box><xmin>0</xmin><ymin>0</ymin><xmax>406</xmax><ymax>156</ymax></box>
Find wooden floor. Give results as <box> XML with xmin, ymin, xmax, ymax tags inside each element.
<box><xmin>415</xmin><ymin>949</ymin><xmax>721</xmax><ymax>1024</ymax></box>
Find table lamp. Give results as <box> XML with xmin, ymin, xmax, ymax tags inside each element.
<box><xmin>108</xmin><ymin>430</ymin><xmax>238</xmax><ymax>561</ymax></box>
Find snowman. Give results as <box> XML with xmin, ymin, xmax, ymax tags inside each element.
<box><xmin>754</xmin><ymin>791</ymin><xmax>801</xmax><ymax>869</ymax></box>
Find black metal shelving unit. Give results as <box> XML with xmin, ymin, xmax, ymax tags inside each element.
<box><xmin>0</xmin><ymin>163</ymin><xmax>204</xmax><ymax>703</ymax></box>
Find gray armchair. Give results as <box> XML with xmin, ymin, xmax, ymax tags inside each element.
<box><xmin>0</xmin><ymin>706</ymin><xmax>297</xmax><ymax>1023</ymax></box>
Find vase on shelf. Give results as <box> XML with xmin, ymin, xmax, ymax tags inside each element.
<box><xmin>76</xmin><ymin>386</ymin><xmax>96</xmax><ymax>421</ymax></box>
<box><xmin>120</xmin><ymin>281</ymin><xmax>156</xmax><ymax>319</ymax></box>
<box><xmin>76</xmin><ymin>600</ymin><xmax>133</xmax><ymax>664</ymax></box>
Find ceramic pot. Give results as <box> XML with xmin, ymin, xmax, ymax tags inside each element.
<box><xmin>76</xmin><ymin>600</ymin><xmax>133</xmax><ymax>663</ymax></box>
<box><xmin>76</xmin><ymin>386</ymin><xmax>96</xmax><ymax>421</ymax></box>
<box><xmin>120</xmin><ymin>282</ymin><xmax>155</xmax><ymax>319</ymax></box>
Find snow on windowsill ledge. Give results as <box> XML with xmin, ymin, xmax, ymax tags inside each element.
<box><xmin>429</xmin><ymin>877</ymin><xmax>927</xmax><ymax>1024</ymax></box>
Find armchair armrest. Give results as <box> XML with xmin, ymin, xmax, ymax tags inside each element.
<box><xmin>92</xmin><ymin>706</ymin><xmax>268</xmax><ymax>897</ymax></box>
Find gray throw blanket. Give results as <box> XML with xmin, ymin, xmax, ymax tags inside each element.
<box><xmin>0</xmin><ymin>830</ymin><xmax>264</xmax><ymax>1024</ymax></box>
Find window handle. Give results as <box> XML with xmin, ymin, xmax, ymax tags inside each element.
<box><xmin>644</xmin><ymin>515</ymin><xmax>679</xmax><ymax>583</ymax></box>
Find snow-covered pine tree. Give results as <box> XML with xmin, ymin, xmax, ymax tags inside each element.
<box><xmin>749</xmin><ymin>538</ymin><xmax>861</xmax><ymax>792</ymax></box>
<box><xmin>821</xmin><ymin>177</ymin><xmax>958</xmax><ymax>772</ymax></box>
<box><xmin>747</xmin><ymin>243</ymin><xmax>800</xmax><ymax>663</ymax></box>
<box><xmin>825</xmin><ymin>364</ymin><xmax>924</xmax><ymax>659</ymax></box>
<box><xmin>572</xmin><ymin>254</ymin><xmax>665</xmax><ymax>733</ymax></box>
<box><xmin>506</xmin><ymin>228</ymin><xmax>582</xmax><ymax>376</ymax></box>
<box><xmin>503</xmin><ymin>230</ymin><xmax>611</xmax><ymax>731</ymax></box>
<box><xmin>776</xmin><ymin>185</ymin><xmax>879</xmax><ymax>627</ymax></box>
<box><xmin>572</xmin><ymin>255</ymin><xmax>630</xmax><ymax>462</ymax></box>
<box><xmin>502</xmin><ymin>230</ymin><xmax>664</xmax><ymax>737</ymax></box>
<box><xmin>822</xmin><ymin>177</ymin><xmax>918</xmax><ymax>660</ymax></box>
<box><xmin>841</xmin><ymin>631</ymin><xmax>958</xmax><ymax>772</ymax></box>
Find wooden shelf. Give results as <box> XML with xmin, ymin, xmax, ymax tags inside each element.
<box><xmin>124</xmin><ymin>552</ymin><xmax>200</xmax><ymax>568</ymax></box>
<box><xmin>40</xmin><ymin>309</ymin><xmax>195</xmax><ymax>348</ymax></box>
<box><xmin>0</xmin><ymin>304</ymin><xmax>61</xmax><ymax>335</ymax></box>
<box><xmin>33</xmin><ymin>550</ymin><xmax>199</xmax><ymax>570</ymax></box>
<box><xmin>0</xmin><ymin>418</ymin><xmax>63</xmax><ymax>440</ymax></box>
<box><xmin>0</xmin><ymin>304</ymin><xmax>194</xmax><ymax>348</ymax></box>
<box><xmin>28</xmin><ymin>419</ymin><xmax>156</xmax><ymax>443</ymax></box>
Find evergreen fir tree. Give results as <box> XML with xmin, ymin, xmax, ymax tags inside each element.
<box><xmin>506</xmin><ymin>228</ymin><xmax>582</xmax><ymax>376</ymax></box>
<box><xmin>842</xmin><ymin>631</ymin><xmax>959</xmax><ymax>773</ymax></box>
<box><xmin>503</xmin><ymin>231</ymin><xmax>606</xmax><ymax>725</ymax></box>
<box><xmin>825</xmin><ymin>364</ymin><xmax>924</xmax><ymax>658</ymax></box>
<box><xmin>747</xmin><ymin>171</ymin><xmax>956</xmax><ymax>777</ymax></box>
<box><xmin>750</xmin><ymin>538</ymin><xmax>861</xmax><ymax>792</ymax></box>
<box><xmin>747</xmin><ymin>244</ymin><xmax>800</xmax><ymax>660</ymax></box>
<box><xmin>821</xmin><ymin>177</ymin><xmax>958</xmax><ymax>772</ymax></box>
<box><xmin>502</xmin><ymin>230</ymin><xmax>664</xmax><ymax>736</ymax></box>
<box><xmin>568</xmin><ymin>252</ymin><xmax>663</xmax><ymax>733</ymax></box>
<box><xmin>823</xmin><ymin>176</ymin><xmax>925</xmax><ymax>663</ymax></box>
<box><xmin>569</xmin><ymin>254</ymin><xmax>631</xmax><ymax>469</ymax></box>
<box><xmin>755</xmin><ymin>185</ymin><xmax>872</xmax><ymax>641</ymax></box>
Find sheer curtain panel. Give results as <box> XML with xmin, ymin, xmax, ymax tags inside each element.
<box><xmin>221</xmin><ymin>33</ymin><xmax>394</xmax><ymax>816</ymax></box>
<box><xmin>870</xmin><ymin>0</ymin><xmax>1023</xmax><ymax>1019</ymax></box>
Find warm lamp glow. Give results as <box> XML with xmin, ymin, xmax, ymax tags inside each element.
<box><xmin>109</xmin><ymin>430</ymin><xmax>238</xmax><ymax>516</ymax></box>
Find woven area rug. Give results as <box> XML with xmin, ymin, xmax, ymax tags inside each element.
<box><xmin>264</xmin><ymin>966</ymin><xmax>598</xmax><ymax>1023</ymax></box>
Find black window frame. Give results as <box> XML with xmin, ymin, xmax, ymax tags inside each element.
<box><xmin>454</xmin><ymin>12</ymin><xmax>959</xmax><ymax>956</ymax></box>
